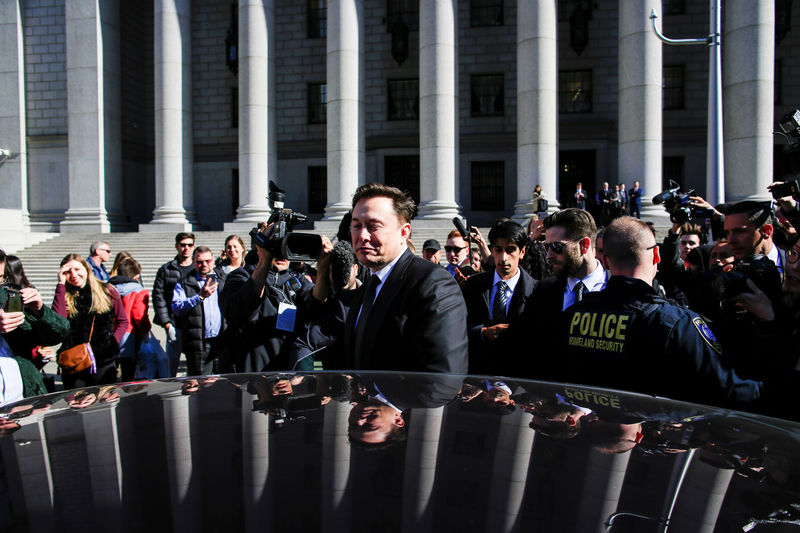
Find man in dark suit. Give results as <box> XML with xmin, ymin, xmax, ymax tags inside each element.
<box><xmin>513</xmin><ymin>208</ymin><xmax>607</xmax><ymax>379</ymax></box>
<box><xmin>342</xmin><ymin>183</ymin><xmax>468</xmax><ymax>374</ymax></box>
<box><xmin>463</xmin><ymin>219</ymin><xmax>536</xmax><ymax>376</ymax></box>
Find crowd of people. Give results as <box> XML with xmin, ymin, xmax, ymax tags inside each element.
<box><xmin>1</xmin><ymin>180</ymin><xmax>799</xmax><ymax>421</ymax></box>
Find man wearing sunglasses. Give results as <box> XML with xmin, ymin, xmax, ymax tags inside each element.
<box><xmin>87</xmin><ymin>241</ymin><xmax>111</xmax><ymax>282</ymax></box>
<box><xmin>463</xmin><ymin>219</ymin><xmax>536</xmax><ymax>375</ymax></box>
<box><xmin>444</xmin><ymin>230</ymin><xmax>471</xmax><ymax>278</ymax></box>
<box><xmin>540</xmin><ymin>208</ymin><xmax>607</xmax><ymax>312</ymax></box>
<box><xmin>555</xmin><ymin>216</ymin><xmax>763</xmax><ymax>410</ymax></box>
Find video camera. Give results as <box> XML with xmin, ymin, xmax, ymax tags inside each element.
<box><xmin>249</xmin><ymin>181</ymin><xmax>323</xmax><ymax>262</ymax></box>
<box><xmin>652</xmin><ymin>180</ymin><xmax>714</xmax><ymax>224</ymax></box>
<box><xmin>710</xmin><ymin>254</ymin><xmax>782</xmax><ymax>302</ymax></box>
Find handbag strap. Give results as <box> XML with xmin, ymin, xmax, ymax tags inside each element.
<box><xmin>88</xmin><ymin>315</ymin><xmax>95</xmax><ymax>342</ymax></box>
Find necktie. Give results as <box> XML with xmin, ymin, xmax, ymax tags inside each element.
<box><xmin>574</xmin><ymin>281</ymin><xmax>586</xmax><ymax>303</ymax></box>
<box><xmin>354</xmin><ymin>274</ymin><xmax>380</xmax><ymax>348</ymax></box>
<box><xmin>492</xmin><ymin>281</ymin><xmax>508</xmax><ymax>324</ymax></box>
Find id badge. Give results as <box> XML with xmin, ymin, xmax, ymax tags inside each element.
<box><xmin>276</xmin><ymin>302</ymin><xmax>297</xmax><ymax>332</ymax></box>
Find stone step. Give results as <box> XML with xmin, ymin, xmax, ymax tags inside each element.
<box><xmin>11</xmin><ymin>225</ymin><xmax>490</xmax><ymax>303</ymax></box>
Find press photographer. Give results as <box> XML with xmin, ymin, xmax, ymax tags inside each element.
<box><xmin>221</xmin><ymin>184</ymin><xmax>330</xmax><ymax>372</ymax></box>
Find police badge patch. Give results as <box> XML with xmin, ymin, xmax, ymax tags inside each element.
<box><xmin>692</xmin><ymin>316</ymin><xmax>722</xmax><ymax>354</ymax></box>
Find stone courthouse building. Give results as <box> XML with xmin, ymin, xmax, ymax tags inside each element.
<box><xmin>1</xmin><ymin>0</ymin><xmax>798</xmax><ymax>246</ymax></box>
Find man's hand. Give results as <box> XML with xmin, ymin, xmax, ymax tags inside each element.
<box><xmin>453</xmin><ymin>267</ymin><xmax>469</xmax><ymax>288</ymax></box>
<box><xmin>528</xmin><ymin>219</ymin><xmax>545</xmax><ymax>242</ymax></box>
<box><xmin>0</xmin><ymin>310</ymin><xmax>25</xmax><ymax>334</ymax></box>
<box><xmin>200</xmin><ymin>279</ymin><xmax>218</xmax><ymax>299</ymax></box>
<box><xmin>729</xmin><ymin>279</ymin><xmax>775</xmax><ymax>321</ymax></box>
<box><xmin>470</xmin><ymin>226</ymin><xmax>491</xmax><ymax>260</ymax></box>
<box><xmin>689</xmin><ymin>195</ymin><xmax>723</xmax><ymax>219</ymax></box>
<box><xmin>20</xmin><ymin>287</ymin><xmax>43</xmax><ymax>313</ymax></box>
<box><xmin>482</xmin><ymin>323</ymin><xmax>510</xmax><ymax>341</ymax></box>
<box><xmin>768</xmin><ymin>181</ymin><xmax>798</xmax><ymax>213</ymax></box>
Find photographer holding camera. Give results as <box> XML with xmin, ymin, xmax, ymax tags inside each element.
<box><xmin>220</xmin><ymin>183</ymin><xmax>329</xmax><ymax>372</ymax></box>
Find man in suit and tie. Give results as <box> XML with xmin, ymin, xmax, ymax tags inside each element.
<box><xmin>513</xmin><ymin>208</ymin><xmax>607</xmax><ymax>379</ymax></box>
<box><xmin>343</xmin><ymin>183</ymin><xmax>468</xmax><ymax>374</ymax></box>
<box><xmin>463</xmin><ymin>219</ymin><xmax>536</xmax><ymax>375</ymax></box>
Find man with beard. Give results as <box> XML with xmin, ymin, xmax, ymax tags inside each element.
<box><xmin>512</xmin><ymin>208</ymin><xmax>606</xmax><ymax>379</ymax></box>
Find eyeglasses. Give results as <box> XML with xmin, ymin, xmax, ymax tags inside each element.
<box><xmin>178</xmin><ymin>242</ymin><xmax>194</xmax><ymax>248</ymax></box>
<box><xmin>544</xmin><ymin>239</ymin><xmax>578</xmax><ymax>254</ymax></box>
<box><xmin>788</xmin><ymin>247</ymin><xmax>800</xmax><ymax>264</ymax></box>
<box><xmin>444</xmin><ymin>245</ymin><xmax>466</xmax><ymax>253</ymax></box>
<box><xmin>99</xmin><ymin>248</ymin><xmax>111</xmax><ymax>253</ymax></box>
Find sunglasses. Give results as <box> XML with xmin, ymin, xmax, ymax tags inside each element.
<box><xmin>444</xmin><ymin>245</ymin><xmax>466</xmax><ymax>253</ymax></box>
<box><xmin>178</xmin><ymin>242</ymin><xmax>194</xmax><ymax>248</ymax></box>
<box><xmin>544</xmin><ymin>240</ymin><xmax>578</xmax><ymax>254</ymax></box>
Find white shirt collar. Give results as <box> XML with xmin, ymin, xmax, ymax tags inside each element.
<box><xmin>567</xmin><ymin>260</ymin><xmax>607</xmax><ymax>292</ymax></box>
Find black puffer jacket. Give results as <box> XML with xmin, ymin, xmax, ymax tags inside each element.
<box><xmin>220</xmin><ymin>265</ymin><xmax>314</xmax><ymax>372</ymax></box>
<box><xmin>152</xmin><ymin>258</ymin><xmax>189</xmax><ymax>327</ymax></box>
<box><xmin>172</xmin><ymin>267</ymin><xmax>227</xmax><ymax>357</ymax></box>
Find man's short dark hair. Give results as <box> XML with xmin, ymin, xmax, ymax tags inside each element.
<box><xmin>0</xmin><ymin>248</ymin><xmax>6</xmax><ymax>262</ymax></box>
<box><xmin>603</xmin><ymin>217</ymin><xmax>655</xmax><ymax>269</ymax></box>
<box><xmin>116</xmin><ymin>258</ymin><xmax>142</xmax><ymax>279</ymax></box>
<box><xmin>488</xmin><ymin>218</ymin><xmax>527</xmax><ymax>249</ymax></box>
<box><xmin>680</xmin><ymin>222</ymin><xmax>703</xmax><ymax>237</ymax></box>
<box><xmin>726</xmin><ymin>201</ymin><xmax>772</xmax><ymax>228</ymax></box>
<box><xmin>175</xmin><ymin>232</ymin><xmax>196</xmax><ymax>244</ymax></box>
<box><xmin>543</xmin><ymin>208</ymin><xmax>597</xmax><ymax>243</ymax></box>
<box><xmin>351</xmin><ymin>183</ymin><xmax>415</xmax><ymax>224</ymax></box>
<box><xmin>193</xmin><ymin>246</ymin><xmax>212</xmax><ymax>258</ymax></box>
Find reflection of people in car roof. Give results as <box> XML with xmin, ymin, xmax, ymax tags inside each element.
<box><xmin>348</xmin><ymin>374</ymin><xmax>461</xmax><ymax>450</ymax></box>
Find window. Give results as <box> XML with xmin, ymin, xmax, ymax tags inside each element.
<box><xmin>387</xmin><ymin>0</ymin><xmax>419</xmax><ymax>32</ymax></box>
<box><xmin>388</xmin><ymin>79</ymin><xmax>419</xmax><ymax>120</ymax></box>
<box><xmin>308</xmin><ymin>83</ymin><xmax>327</xmax><ymax>124</ymax></box>
<box><xmin>385</xmin><ymin>156</ymin><xmax>420</xmax><ymax>210</ymax></box>
<box><xmin>231</xmin><ymin>88</ymin><xmax>238</xmax><ymax>128</ymax></box>
<box><xmin>558</xmin><ymin>0</ymin><xmax>592</xmax><ymax>22</ymax></box>
<box><xmin>308</xmin><ymin>0</ymin><xmax>327</xmax><ymax>38</ymax></box>
<box><xmin>662</xmin><ymin>65</ymin><xmax>684</xmax><ymax>110</ymax></box>
<box><xmin>471</xmin><ymin>74</ymin><xmax>504</xmax><ymax>116</ymax></box>
<box><xmin>559</xmin><ymin>70</ymin><xmax>592</xmax><ymax>113</ymax></box>
<box><xmin>471</xmin><ymin>162</ymin><xmax>504</xmax><ymax>211</ymax></box>
<box><xmin>470</xmin><ymin>0</ymin><xmax>503</xmax><ymax>27</ymax></box>
<box><xmin>308</xmin><ymin>167</ymin><xmax>327</xmax><ymax>214</ymax></box>
<box><xmin>662</xmin><ymin>0</ymin><xmax>686</xmax><ymax>15</ymax></box>
<box><xmin>663</xmin><ymin>156</ymin><xmax>684</xmax><ymax>190</ymax></box>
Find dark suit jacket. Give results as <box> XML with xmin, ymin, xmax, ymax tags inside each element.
<box><xmin>342</xmin><ymin>248</ymin><xmax>469</xmax><ymax>374</ymax></box>
<box><xmin>463</xmin><ymin>269</ymin><xmax>536</xmax><ymax>376</ymax></box>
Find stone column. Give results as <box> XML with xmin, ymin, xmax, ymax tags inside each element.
<box><xmin>323</xmin><ymin>0</ymin><xmax>364</xmax><ymax>221</ymax></box>
<box><xmin>144</xmin><ymin>0</ymin><xmax>193</xmax><ymax>231</ymax></box>
<box><xmin>0</xmin><ymin>0</ymin><xmax>28</xmax><ymax>240</ymax></box>
<box><xmin>231</xmin><ymin>0</ymin><xmax>274</xmax><ymax>225</ymax></box>
<box><xmin>401</xmin><ymin>407</ymin><xmax>445</xmax><ymax>533</ymax></box>
<box><xmin>723</xmin><ymin>0</ymin><xmax>774</xmax><ymax>202</ymax></box>
<box><xmin>515</xmin><ymin>0</ymin><xmax>558</xmax><ymax>223</ymax></box>
<box><xmin>618</xmin><ymin>0</ymin><xmax>662</xmax><ymax>220</ymax></box>
<box><xmin>61</xmin><ymin>0</ymin><xmax>122</xmax><ymax>233</ymax></box>
<box><xmin>321</xmin><ymin>401</ymin><xmax>353</xmax><ymax>533</ymax></box>
<box><xmin>417</xmin><ymin>0</ymin><xmax>460</xmax><ymax>220</ymax></box>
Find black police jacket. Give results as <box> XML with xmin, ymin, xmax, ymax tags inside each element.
<box><xmin>556</xmin><ymin>276</ymin><xmax>762</xmax><ymax>409</ymax></box>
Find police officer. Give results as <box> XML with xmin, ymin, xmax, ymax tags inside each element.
<box><xmin>555</xmin><ymin>216</ymin><xmax>763</xmax><ymax>410</ymax></box>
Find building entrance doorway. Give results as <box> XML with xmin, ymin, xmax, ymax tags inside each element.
<box><xmin>558</xmin><ymin>150</ymin><xmax>596</xmax><ymax>212</ymax></box>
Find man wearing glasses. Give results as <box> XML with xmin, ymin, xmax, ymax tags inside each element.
<box><xmin>556</xmin><ymin>216</ymin><xmax>763</xmax><ymax>409</ymax></box>
<box><xmin>542</xmin><ymin>208</ymin><xmax>607</xmax><ymax>312</ymax></box>
<box><xmin>87</xmin><ymin>241</ymin><xmax>111</xmax><ymax>282</ymax></box>
<box><xmin>153</xmin><ymin>232</ymin><xmax>196</xmax><ymax>376</ymax></box>
<box><xmin>171</xmin><ymin>246</ymin><xmax>226</xmax><ymax>376</ymax></box>
<box><xmin>444</xmin><ymin>230</ymin><xmax>471</xmax><ymax>278</ymax></box>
